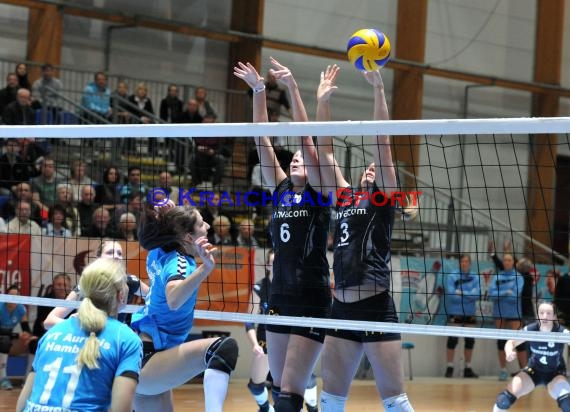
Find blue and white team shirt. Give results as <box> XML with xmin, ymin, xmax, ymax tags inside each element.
<box><xmin>525</xmin><ymin>322</ymin><xmax>568</xmax><ymax>373</ymax></box>
<box><xmin>24</xmin><ymin>316</ymin><xmax>142</xmax><ymax>412</ymax></box>
<box><xmin>444</xmin><ymin>270</ymin><xmax>481</xmax><ymax>316</ymax></box>
<box><xmin>487</xmin><ymin>269</ymin><xmax>524</xmax><ymax>319</ymax></box>
<box><xmin>0</xmin><ymin>302</ymin><xmax>26</xmax><ymax>332</ymax></box>
<box><xmin>131</xmin><ymin>247</ymin><xmax>198</xmax><ymax>350</ymax></box>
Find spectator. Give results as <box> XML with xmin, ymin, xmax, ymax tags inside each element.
<box><xmin>119</xmin><ymin>166</ymin><xmax>147</xmax><ymax>203</ymax></box>
<box><xmin>191</xmin><ymin>114</ymin><xmax>233</xmax><ymax>187</ymax></box>
<box><xmin>248</xmin><ymin>70</ymin><xmax>292</xmax><ymax>118</ymax></box>
<box><xmin>158</xmin><ymin>170</ymin><xmax>180</xmax><ymax>205</ymax></box>
<box><xmin>200</xmin><ymin>191</ymin><xmax>235</xmax><ymax>241</ymax></box>
<box><xmin>194</xmin><ymin>86</ymin><xmax>217</xmax><ymax>119</ymax></box>
<box><xmin>114</xmin><ymin>192</ymin><xmax>143</xmax><ymax>226</ymax></box>
<box><xmin>55</xmin><ymin>183</ymin><xmax>80</xmax><ymax>236</ymax></box>
<box><xmin>42</xmin><ymin>204</ymin><xmax>72</xmax><ymax>237</ymax></box>
<box><xmin>80</xmin><ymin>71</ymin><xmax>111</xmax><ymax>122</ymax></box>
<box><xmin>1</xmin><ymin>182</ymin><xmax>43</xmax><ymax>225</ymax></box>
<box><xmin>159</xmin><ymin>84</ymin><xmax>183</xmax><ymax>123</ymax></box>
<box><xmin>488</xmin><ymin>246</ymin><xmax>524</xmax><ymax>381</ymax></box>
<box><xmin>0</xmin><ymin>138</ymin><xmax>35</xmax><ymax>195</ymax></box>
<box><xmin>82</xmin><ymin>206</ymin><xmax>118</xmax><ymax>238</ymax></box>
<box><xmin>7</xmin><ymin>201</ymin><xmax>42</xmax><ymax>235</ymax></box>
<box><xmin>94</xmin><ymin>166</ymin><xmax>122</xmax><ymax>210</ymax></box>
<box><xmin>211</xmin><ymin>215</ymin><xmax>236</xmax><ymax>246</ymax></box>
<box><xmin>32</xmin><ymin>273</ymin><xmax>71</xmax><ymax>341</ymax></box>
<box><xmin>77</xmin><ymin>185</ymin><xmax>96</xmax><ymax>234</ymax></box>
<box><xmin>117</xmin><ymin>212</ymin><xmax>137</xmax><ymax>241</ymax></box>
<box><xmin>2</xmin><ymin>88</ymin><xmax>35</xmax><ymax>125</ymax></box>
<box><xmin>110</xmin><ymin>80</ymin><xmax>131</xmax><ymax>124</ymax></box>
<box><xmin>68</xmin><ymin>160</ymin><xmax>95</xmax><ymax>204</ymax></box>
<box><xmin>128</xmin><ymin>82</ymin><xmax>154</xmax><ymax>124</ymax></box>
<box><xmin>237</xmin><ymin>218</ymin><xmax>258</xmax><ymax>247</ymax></box>
<box><xmin>0</xmin><ymin>73</ymin><xmax>18</xmax><ymax>115</ymax></box>
<box><xmin>443</xmin><ymin>254</ymin><xmax>481</xmax><ymax>378</ymax></box>
<box><xmin>15</xmin><ymin>63</ymin><xmax>30</xmax><ymax>90</ymax></box>
<box><xmin>0</xmin><ymin>285</ymin><xmax>38</xmax><ymax>390</ymax></box>
<box><xmin>31</xmin><ymin>63</ymin><xmax>63</xmax><ymax>112</ymax></box>
<box><xmin>178</xmin><ymin>98</ymin><xmax>203</xmax><ymax>124</ymax></box>
<box><xmin>31</xmin><ymin>157</ymin><xmax>58</xmax><ymax>213</ymax></box>
<box><xmin>19</xmin><ymin>138</ymin><xmax>45</xmax><ymax>177</ymax></box>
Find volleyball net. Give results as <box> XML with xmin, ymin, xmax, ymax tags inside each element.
<box><xmin>0</xmin><ymin>118</ymin><xmax>568</xmax><ymax>343</ymax></box>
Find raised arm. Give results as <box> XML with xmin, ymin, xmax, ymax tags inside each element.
<box><xmin>315</xmin><ymin>64</ymin><xmax>349</xmax><ymax>203</ymax></box>
<box><xmin>362</xmin><ymin>71</ymin><xmax>397</xmax><ymax>194</ymax></box>
<box><xmin>234</xmin><ymin>62</ymin><xmax>287</xmax><ymax>190</ymax></box>
<box><xmin>43</xmin><ymin>289</ymin><xmax>79</xmax><ymax>330</ymax></box>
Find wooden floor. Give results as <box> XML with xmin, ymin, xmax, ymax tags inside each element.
<box><xmin>0</xmin><ymin>377</ymin><xmax>560</xmax><ymax>411</ymax></box>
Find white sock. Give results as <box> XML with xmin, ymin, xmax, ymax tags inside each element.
<box><xmin>383</xmin><ymin>393</ymin><xmax>414</xmax><ymax>411</ymax></box>
<box><xmin>304</xmin><ymin>384</ymin><xmax>318</xmax><ymax>407</ymax></box>
<box><xmin>0</xmin><ymin>353</ymin><xmax>7</xmax><ymax>380</ymax></box>
<box><xmin>203</xmin><ymin>369</ymin><xmax>230</xmax><ymax>412</ymax></box>
<box><xmin>321</xmin><ymin>391</ymin><xmax>347</xmax><ymax>412</ymax></box>
<box><xmin>493</xmin><ymin>405</ymin><xmax>508</xmax><ymax>412</ymax></box>
<box><xmin>253</xmin><ymin>386</ymin><xmax>269</xmax><ymax>406</ymax></box>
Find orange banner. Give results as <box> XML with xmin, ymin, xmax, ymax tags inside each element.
<box><xmin>0</xmin><ymin>234</ymin><xmax>31</xmax><ymax>295</ymax></box>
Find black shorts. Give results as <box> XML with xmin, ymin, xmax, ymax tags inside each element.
<box><xmin>266</xmin><ymin>293</ymin><xmax>331</xmax><ymax>343</ymax></box>
<box><xmin>141</xmin><ymin>340</ymin><xmax>162</xmax><ymax>368</ymax></box>
<box><xmin>448</xmin><ymin>315</ymin><xmax>477</xmax><ymax>325</ymax></box>
<box><xmin>522</xmin><ymin>365</ymin><xmax>567</xmax><ymax>386</ymax></box>
<box><xmin>327</xmin><ymin>291</ymin><xmax>401</xmax><ymax>343</ymax></box>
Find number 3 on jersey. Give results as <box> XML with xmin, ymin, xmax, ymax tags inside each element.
<box><xmin>340</xmin><ymin>222</ymin><xmax>349</xmax><ymax>243</ymax></box>
<box><xmin>280</xmin><ymin>223</ymin><xmax>290</xmax><ymax>243</ymax></box>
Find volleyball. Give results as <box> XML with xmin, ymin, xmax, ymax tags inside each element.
<box><xmin>347</xmin><ymin>28</ymin><xmax>391</xmax><ymax>72</ymax></box>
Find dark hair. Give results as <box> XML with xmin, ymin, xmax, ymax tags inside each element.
<box><xmin>102</xmin><ymin>166</ymin><xmax>120</xmax><ymax>184</ymax></box>
<box><xmin>94</xmin><ymin>71</ymin><xmax>107</xmax><ymax>81</ymax></box>
<box><xmin>158</xmin><ymin>206</ymin><xmax>199</xmax><ymax>252</ymax></box>
<box><xmin>41</xmin><ymin>63</ymin><xmax>54</xmax><ymax>71</ymax></box>
<box><xmin>128</xmin><ymin>166</ymin><xmax>141</xmax><ymax>175</ymax></box>
<box><xmin>7</xmin><ymin>284</ymin><xmax>20</xmax><ymax>293</ymax></box>
<box><xmin>48</xmin><ymin>204</ymin><xmax>68</xmax><ymax>225</ymax></box>
<box><xmin>459</xmin><ymin>254</ymin><xmax>471</xmax><ymax>263</ymax></box>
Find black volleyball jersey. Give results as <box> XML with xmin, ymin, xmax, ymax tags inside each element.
<box><xmin>525</xmin><ymin>322</ymin><xmax>568</xmax><ymax>372</ymax></box>
<box><xmin>269</xmin><ymin>178</ymin><xmax>330</xmax><ymax>296</ymax></box>
<box><xmin>333</xmin><ymin>183</ymin><xmax>394</xmax><ymax>290</ymax></box>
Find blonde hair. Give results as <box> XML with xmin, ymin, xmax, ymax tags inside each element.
<box><xmin>395</xmin><ymin>194</ymin><xmax>419</xmax><ymax>222</ymax></box>
<box><xmin>76</xmin><ymin>258</ymin><xmax>126</xmax><ymax>369</ymax></box>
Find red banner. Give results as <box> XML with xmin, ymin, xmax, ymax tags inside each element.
<box><xmin>0</xmin><ymin>234</ymin><xmax>32</xmax><ymax>295</ymax></box>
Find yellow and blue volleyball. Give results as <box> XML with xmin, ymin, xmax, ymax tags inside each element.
<box><xmin>347</xmin><ymin>29</ymin><xmax>391</xmax><ymax>72</ymax></box>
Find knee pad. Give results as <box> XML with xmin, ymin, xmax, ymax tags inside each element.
<box><xmin>497</xmin><ymin>339</ymin><xmax>507</xmax><ymax>351</ymax></box>
<box><xmin>306</xmin><ymin>372</ymin><xmax>317</xmax><ymax>389</ymax></box>
<box><xmin>272</xmin><ymin>384</ymin><xmax>281</xmax><ymax>401</ymax></box>
<box><xmin>204</xmin><ymin>337</ymin><xmax>238</xmax><ymax>374</ymax></box>
<box><xmin>558</xmin><ymin>394</ymin><xmax>570</xmax><ymax>412</ymax></box>
<box><xmin>383</xmin><ymin>393</ymin><xmax>414</xmax><ymax>411</ymax></box>
<box><xmin>495</xmin><ymin>390</ymin><xmax>517</xmax><ymax>410</ymax></box>
<box><xmin>447</xmin><ymin>337</ymin><xmax>459</xmax><ymax>350</ymax></box>
<box><xmin>464</xmin><ymin>337</ymin><xmax>475</xmax><ymax>350</ymax></box>
<box><xmin>274</xmin><ymin>392</ymin><xmax>304</xmax><ymax>412</ymax></box>
<box><xmin>248</xmin><ymin>379</ymin><xmax>267</xmax><ymax>396</ymax></box>
<box><xmin>320</xmin><ymin>391</ymin><xmax>347</xmax><ymax>412</ymax></box>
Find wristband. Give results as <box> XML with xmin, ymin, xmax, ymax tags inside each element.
<box><xmin>253</xmin><ymin>84</ymin><xmax>265</xmax><ymax>93</ymax></box>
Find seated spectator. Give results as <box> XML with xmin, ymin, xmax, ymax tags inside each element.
<box><xmin>15</xmin><ymin>63</ymin><xmax>30</xmax><ymax>91</ymax></box>
<box><xmin>236</xmin><ymin>218</ymin><xmax>258</xmax><ymax>247</ymax></box>
<box><xmin>82</xmin><ymin>206</ymin><xmax>118</xmax><ymax>238</ymax></box>
<box><xmin>114</xmin><ymin>192</ymin><xmax>142</xmax><ymax>226</ymax></box>
<box><xmin>0</xmin><ymin>138</ymin><xmax>35</xmax><ymax>196</ymax></box>
<box><xmin>191</xmin><ymin>114</ymin><xmax>233</xmax><ymax>187</ymax></box>
<box><xmin>194</xmin><ymin>86</ymin><xmax>217</xmax><ymax>119</ymax></box>
<box><xmin>200</xmin><ymin>191</ymin><xmax>235</xmax><ymax>240</ymax></box>
<box><xmin>94</xmin><ymin>166</ymin><xmax>121</xmax><ymax>210</ymax></box>
<box><xmin>80</xmin><ymin>71</ymin><xmax>111</xmax><ymax>122</ymax></box>
<box><xmin>7</xmin><ymin>201</ymin><xmax>42</xmax><ymax>235</ymax></box>
<box><xmin>0</xmin><ymin>73</ymin><xmax>18</xmax><ymax>116</ymax></box>
<box><xmin>32</xmin><ymin>273</ymin><xmax>71</xmax><ymax>341</ymax></box>
<box><xmin>31</xmin><ymin>157</ymin><xmax>58</xmax><ymax>214</ymax></box>
<box><xmin>211</xmin><ymin>215</ymin><xmax>236</xmax><ymax>246</ymax></box>
<box><xmin>1</xmin><ymin>182</ymin><xmax>43</xmax><ymax>225</ymax></box>
<box><xmin>77</xmin><ymin>185</ymin><xmax>97</xmax><ymax>234</ymax></box>
<box><xmin>2</xmin><ymin>88</ymin><xmax>34</xmax><ymax>125</ymax></box>
<box><xmin>110</xmin><ymin>80</ymin><xmax>131</xmax><ymax>124</ymax></box>
<box><xmin>159</xmin><ymin>84</ymin><xmax>183</xmax><ymax>123</ymax></box>
<box><xmin>128</xmin><ymin>83</ymin><xmax>154</xmax><ymax>124</ymax></box>
<box><xmin>42</xmin><ymin>204</ymin><xmax>72</xmax><ymax>237</ymax></box>
<box><xmin>119</xmin><ymin>166</ymin><xmax>147</xmax><ymax>204</ymax></box>
<box><xmin>55</xmin><ymin>183</ymin><xmax>80</xmax><ymax>236</ymax></box>
<box><xmin>117</xmin><ymin>212</ymin><xmax>137</xmax><ymax>241</ymax></box>
<box><xmin>0</xmin><ymin>285</ymin><xmax>38</xmax><ymax>390</ymax></box>
<box><xmin>68</xmin><ymin>160</ymin><xmax>95</xmax><ymax>204</ymax></box>
<box><xmin>19</xmin><ymin>138</ymin><xmax>45</xmax><ymax>177</ymax></box>
<box><xmin>0</xmin><ymin>216</ymin><xmax>5</xmax><ymax>233</ymax></box>
<box><xmin>31</xmin><ymin>63</ymin><xmax>63</xmax><ymax>113</ymax></box>
<box><xmin>158</xmin><ymin>170</ymin><xmax>180</xmax><ymax>205</ymax></box>
<box><xmin>178</xmin><ymin>98</ymin><xmax>203</xmax><ymax>124</ymax></box>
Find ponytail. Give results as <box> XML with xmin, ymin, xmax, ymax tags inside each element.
<box><xmin>76</xmin><ymin>297</ymin><xmax>107</xmax><ymax>369</ymax></box>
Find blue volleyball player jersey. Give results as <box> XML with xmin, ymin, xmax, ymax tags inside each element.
<box><xmin>131</xmin><ymin>248</ymin><xmax>198</xmax><ymax>350</ymax></box>
<box><xmin>0</xmin><ymin>302</ymin><xmax>26</xmax><ymax>330</ymax></box>
<box><xmin>24</xmin><ymin>316</ymin><xmax>142</xmax><ymax>412</ymax></box>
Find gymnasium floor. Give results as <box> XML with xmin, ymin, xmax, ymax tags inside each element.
<box><xmin>0</xmin><ymin>377</ymin><xmax>559</xmax><ymax>411</ymax></box>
